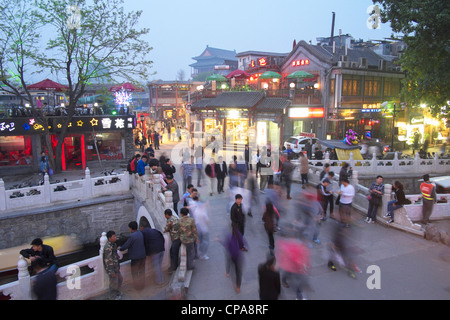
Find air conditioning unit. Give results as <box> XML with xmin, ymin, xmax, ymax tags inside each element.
<box><xmin>340</xmin><ymin>55</ymin><xmax>348</xmax><ymax>62</ymax></box>
<box><xmin>350</xmin><ymin>62</ymin><xmax>358</xmax><ymax>68</ymax></box>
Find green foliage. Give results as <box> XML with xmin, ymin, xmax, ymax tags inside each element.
<box><xmin>374</xmin><ymin>0</ymin><xmax>450</xmax><ymax>117</ymax></box>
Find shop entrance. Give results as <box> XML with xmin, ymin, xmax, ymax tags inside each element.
<box><xmin>225</xmin><ymin>119</ymin><xmax>248</xmax><ymax>145</ymax></box>
<box><xmin>62</xmin><ymin>134</ymin><xmax>85</xmax><ymax>170</ymax></box>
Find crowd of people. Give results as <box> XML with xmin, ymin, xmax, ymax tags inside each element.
<box><xmin>20</xmin><ymin>138</ymin><xmax>440</xmax><ymax>300</ymax></box>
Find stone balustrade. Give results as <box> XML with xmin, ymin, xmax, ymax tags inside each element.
<box><xmin>291</xmin><ymin>151</ymin><xmax>450</xmax><ymax>177</ymax></box>
<box><xmin>0</xmin><ymin>168</ymin><xmax>130</xmax><ymax>214</ymax></box>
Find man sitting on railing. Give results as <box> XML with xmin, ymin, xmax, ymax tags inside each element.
<box><xmin>20</xmin><ymin>238</ymin><xmax>59</xmax><ymax>273</ymax></box>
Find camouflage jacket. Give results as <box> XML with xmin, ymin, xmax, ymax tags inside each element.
<box><xmin>178</xmin><ymin>216</ymin><xmax>198</xmax><ymax>244</ymax></box>
<box><xmin>103</xmin><ymin>241</ymin><xmax>120</xmax><ymax>275</ymax></box>
<box><xmin>164</xmin><ymin>215</ymin><xmax>180</xmax><ymax>241</ymax></box>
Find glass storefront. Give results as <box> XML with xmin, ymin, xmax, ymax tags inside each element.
<box><xmin>0</xmin><ymin>136</ymin><xmax>33</xmax><ymax>166</ymax></box>
<box><xmin>85</xmin><ymin>132</ymin><xmax>124</xmax><ymax>161</ymax></box>
<box><xmin>226</xmin><ymin>119</ymin><xmax>248</xmax><ymax>144</ymax></box>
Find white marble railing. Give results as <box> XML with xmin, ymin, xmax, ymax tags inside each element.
<box><xmin>0</xmin><ymin>168</ymin><xmax>130</xmax><ymax>214</ymax></box>
<box><xmin>305</xmin><ymin>168</ymin><xmax>450</xmax><ymax>235</ymax></box>
<box><xmin>292</xmin><ymin>151</ymin><xmax>450</xmax><ymax>176</ymax></box>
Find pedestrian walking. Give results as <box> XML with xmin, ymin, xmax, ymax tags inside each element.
<box><xmin>337</xmin><ymin>178</ymin><xmax>355</xmax><ymax>227</ymax></box>
<box><xmin>420</xmin><ymin>174</ymin><xmax>437</xmax><ymax>225</ymax></box>
<box><xmin>299</xmin><ymin>152</ymin><xmax>309</xmax><ymax>187</ymax></box>
<box><xmin>259</xmin><ymin>150</ymin><xmax>272</xmax><ymax>192</ymax></box>
<box><xmin>119</xmin><ymin>221</ymin><xmax>146</xmax><ymax>291</ymax></box>
<box><xmin>103</xmin><ymin>230</ymin><xmax>123</xmax><ymax>300</ymax></box>
<box><xmin>320</xmin><ymin>172</ymin><xmax>335</xmax><ymax>220</ymax></box>
<box><xmin>365</xmin><ymin>175</ymin><xmax>384</xmax><ymax>224</ymax></box>
<box><xmin>236</xmin><ymin>156</ymin><xmax>248</xmax><ymax>188</ymax></box>
<box><xmin>339</xmin><ymin>162</ymin><xmax>353</xmax><ymax>184</ymax></box>
<box><xmin>258</xmin><ymin>254</ymin><xmax>280</xmax><ymax>300</ymax></box>
<box><xmin>181</xmin><ymin>156</ymin><xmax>195</xmax><ymax>194</ymax></box>
<box><xmin>276</xmin><ymin>237</ymin><xmax>311</xmax><ymax>300</ymax></box>
<box><xmin>194</xmin><ymin>146</ymin><xmax>204</xmax><ymax>187</ymax></box>
<box><xmin>153</xmin><ymin>130</ymin><xmax>160</xmax><ymax>150</ymax></box>
<box><xmin>228</xmin><ymin>159</ymin><xmax>240</xmax><ymax>189</ymax></box>
<box><xmin>193</xmin><ymin>199</ymin><xmax>210</xmax><ymax>260</ymax></box>
<box><xmin>215</xmin><ymin>156</ymin><xmax>227</xmax><ymax>194</ymax></box>
<box><xmin>262</xmin><ymin>201</ymin><xmax>277</xmax><ymax>250</ymax></box>
<box><xmin>178</xmin><ymin>207</ymin><xmax>198</xmax><ymax>270</ymax></box>
<box><xmin>163</xmin><ymin>174</ymin><xmax>180</xmax><ymax>214</ymax></box>
<box><xmin>281</xmin><ymin>153</ymin><xmax>295</xmax><ymax>199</ymax></box>
<box><xmin>164</xmin><ymin>209</ymin><xmax>181</xmax><ymax>273</ymax></box>
<box><xmin>230</xmin><ymin>194</ymin><xmax>247</xmax><ymax>251</ymax></box>
<box><xmin>385</xmin><ymin>181</ymin><xmax>407</xmax><ymax>223</ymax></box>
<box><xmin>30</xmin><ymin>256</ymin><xmax>57</xmax><ymax>300</ymax></box>
<box><xmin>205</xmin><ymin>158</ymin><xmax>217</xmax><ymax>196</ymax></box>
<box><xmin>20</xmin><ymin>238</ymin><xmax>59</xmax><ymax>272</ymax></box>
<box><xmin>140</xmin><ymin>222</ymin><xmax>165</xmax><ymax>286</ymax></box>
<box><xmin>219</xmin><ymin>227</ymin><xmax>246</xmax><ymax>293</ymax></box>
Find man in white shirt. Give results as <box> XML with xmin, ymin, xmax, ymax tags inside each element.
<box><xmin>337</xmin><ymin>178</ymin><xmax>355</xmax><ymax>227</ymax></box>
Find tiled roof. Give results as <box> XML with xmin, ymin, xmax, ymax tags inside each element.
<box><xmin>191</xmin><ymin>92</ymin><xmax>290</xmax><ymax>112</ymax></box>
<box><xmin>256</xmin><ymin>97</ymin><xmax>291</xmax><ymax>112</ymax></box>
<box><xmin>192</xmin><ymin>46</ymin><xmax>237</xmax><ymax>61</ymax></box>
<box><xmin>206</xmin><ymin>91</ymin><xmax>264</xmax><ymax>108</ymax></box>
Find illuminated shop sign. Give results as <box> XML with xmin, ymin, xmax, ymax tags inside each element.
<box><xmin>291</xmin><ymin>59</ymin><xmax>310</xmax><ymax>67</ymax></box>
<box><xmin>288</xmin><ymin>107</ymin><xmax>324</xmax><ymax>118</ymax></box>
<box><xmin>0</xmin><ymin>116</ymin><xmax>136</xmax><ymax>136</ymax></box>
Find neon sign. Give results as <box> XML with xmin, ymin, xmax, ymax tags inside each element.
<box><xmin>292</xmin><ymin>59</ymin><xmax>310</xmax><ymax>67</ymax></box>
<box><xmin>114</xmin><ymin>88</ymin><xmax>132</xmax><ymax>105</ymax></box>
<box><xmin>258</xmin><ymin>58</ymin><xmax>267</xmax><ymax>66</ymax></box>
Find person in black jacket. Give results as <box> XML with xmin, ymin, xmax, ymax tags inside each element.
<box><xmin>385</xmin><ymin>181</ymin><xmax>407</xmax><ymax>224</ymax></box>
<box><xmin>230</xmin><ymin>194</ymin><xmax>247</xmax><ymax>251</ymax></box>
<box><xmin>140</xmin><ymin>222</ymin><xmax>165</xmax><ymax>285</ymax></box>
<box><xmin>20</xmin><ymin>238</ymin><xmax>58</xmax><ymax>272</ymax></box>
<box><xmin>162</xmin><ymin>158</ymin><xmax>176</xmax><ymax>177</ymax></box>
<box><xmin>215</xmin><ymin>156</ymin><xmax>227</xmax><ymax>194</ymax></box>
<box><xmin>258</xmin><ymin>255</ymin><xmax>280</xmax><ymax>300</ymax></box>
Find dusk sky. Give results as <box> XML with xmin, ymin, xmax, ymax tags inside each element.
<box><xmin>125</xmin><ymin>0</ymin><xmax>397</xmax><ymax>81</ymax></box>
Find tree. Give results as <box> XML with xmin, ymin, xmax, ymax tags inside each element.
<box><xmin>32</xmin><ymin>0</ymin><xmax>153</xmax><ymax>171</ymax></box>
<box><xmin>0</xmin><ymin>0</ymin><xmax>58</xmax><ymax>169</ymax></box>
<box><xmin>373</xmin><ymin>0</ymin><xmax>450</xmax><ymax>117</ymax></box>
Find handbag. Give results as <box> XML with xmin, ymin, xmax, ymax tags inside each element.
<box><xmin>48</xmin><ymin>168</ymin><xmax>54</xmax><ymax>176</ymax></box>
<box><xmin>366</xmin><ymin>195</ymin><xmax>372</xmax><ymax>201</ymax></box>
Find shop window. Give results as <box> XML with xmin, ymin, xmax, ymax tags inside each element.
<box><xmin>342</xmin><ymin>78</ymin><xmax>361</xmax><ymax>96</ymax></box>
<box><xmin>0</xmin><ymin>136</ymin><xmax>33</xmax><ymax>166</ymax></box>
<box><xmin>85</xmin><ymin>132</ymin><xmax>123</xmax><ymax>161</ymax></box>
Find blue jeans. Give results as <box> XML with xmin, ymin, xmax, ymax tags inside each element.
<box><xmin>387</xmin><ymin>200</ymin><xmax>403</xmax><ymax>220</ymax></box>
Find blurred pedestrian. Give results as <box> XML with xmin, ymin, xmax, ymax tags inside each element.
<box><xmin>31</xmin><ymin>256</ymin><xmax>57</xmax><ymax>300</ymax></box>
<box><xmin>181</xmin><ymin>156</ymin><xmax>195</xmax><ymax>193</ymax></box>
<box><xmin>140</xmin><ymin>222</ymin><xmax>165</xmax><ymax>286</ymax></box>
<box><xmin>365</xmin><ymin>175</ymin><xmax>384</xmax><ymax>224</ymax></box>
<box><xmin>103</xmin><ymin>230</ymin><xmax>123</xmax><ymax>299</ymax></box>
<box><xmin>178</xmin><ymin>207</ymin><xmax>198</xmax><ymax>270</ymax></box>
<box><xmin>119</xmin><ymin>221</ymin><xmax>146</xmax><ymax>291</ymax></box>
<box><xmin>219</xmin><ymin>227</ymin><xmax>246</xmax><ymax>293</ymax></box>
<box><xmin>205</xmin><ymin>158</ymin><xmax>217</xmax><ymax>196</ymax></box>
<box><xmin>262</xmin><ymin>201</ymin><xmax>277</xmax><ymax>250</ymax></box>
<box><xmin>281</xmin><ymin>153</ymin><xmax>296</xmax><ymax>199</ymax></box>
<box><xmin>193</xmin><ymin>199</ymin><xmax>210</xmax><ymax>260</ymax></box>
<box><xmin>236</xmin><ymin>156</ymin><xmax>248</xmax><ymax>188</ymax></box>
<box><xmin>195</xmin><ymin>146</ymin><xmax>204</xmax><ymax>187</ymax></box>
<box><xmin>258</xmin><ymin>254</ymin><xmax>280</xmax><ymax>300</ymax></box>
<box><xmin>164</xmin><ymin>209</ymin><xmax>181</xmax><ymax>273</ymax></box>
<box><xmin>327</xmin><ymin>221</ymin><xmax>361</xmax><ymax>278</ymax></box>
<box><xmin>153</xmin><ymin>130</ymin><xmax>160</xmax><ymax>150</ymax></box>
<box><xmin>420</xmin><ymin>174</ymin><xmax>436</xmax><ymax>225</ymax></box>
<box><xmin>39</xmin><ymin>152</ymin><xmax>49</xmax><ymax>179</ymax></box>
<box><xmin>276</xmin><ymin>237</ymin><xmax>311</xmax><ymax>300</ymax></box>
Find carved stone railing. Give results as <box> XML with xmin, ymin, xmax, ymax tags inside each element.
<box><xmin>0</xmin><ymin>168</ymin><xmax>129</xmax><ymax>214</ymax></box>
